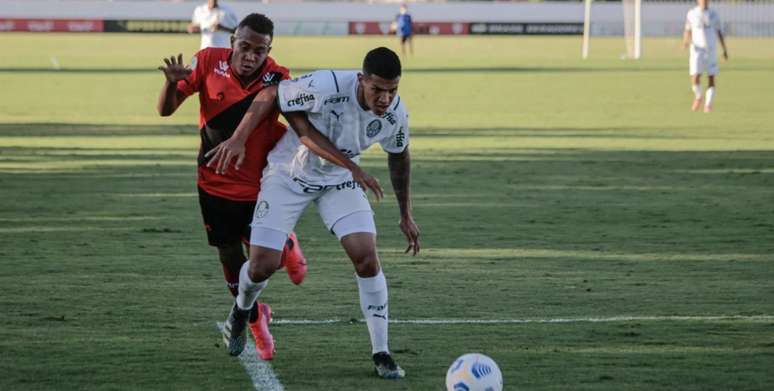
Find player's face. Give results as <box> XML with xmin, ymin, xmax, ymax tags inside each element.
<box><xmin>698</xmin><ymin>0</ymin><xmax>708</xmax><ymax>8</ymax></box>
<box><xmin>230</xmin><ymin>27</ymin><xmax>272</xmax><ymax>78</ymax></box>
<box><xmin>358</xmin><ymin>73</ymin><xmax>400</xmax><ymax>116</ymax></box>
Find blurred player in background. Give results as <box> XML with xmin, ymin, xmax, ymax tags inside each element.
<box><xmin>219</xmin><ymin>47</ymin><xmax>418</xmax><ymax>379</ymax></box>
<box><xmin>156</xmin><ymin>13</ymin><xmax>309</xmax><ymax>361</ymax></box>
<box><xmin>188</xmin><ymin>0</ymin><xmax>239</xmax><ymax>49</ymax></box>
<box><xmin>683</xmin><ymin>0</ymin><xmax>728</xmax><ymax>113</ymax></box>
<box><xmin>392</xmin><ymin>3</ymin><xmax>414</xmax><ymax>57</ymax></box>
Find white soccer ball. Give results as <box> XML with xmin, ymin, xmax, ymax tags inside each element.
<box><xmin>445</xmin><ymin>353</ymin><xmax>503</xmax><ymax>391</ymax></box>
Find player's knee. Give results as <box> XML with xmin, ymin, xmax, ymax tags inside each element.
<box><xmin>352</xmin><ymin>252</ymin><xmax>381</xmax><ymax>278</ymax></box>
<box><xmin>247</xmin><ymin>248</ymin><xmax>282</xmax><ymax>282</ymax></box>
<box><xmin>216</xmin><ymin>241</ymin><xmax>246</xmax><ymax>266</ymax></box>
<box><xmin>247</xmin><ymin>257</ymin><xmax>279</xmax><ymax>282</ymax></box>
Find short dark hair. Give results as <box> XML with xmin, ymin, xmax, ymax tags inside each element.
<box><xmin>238</xmin><ymin>13</ymin><xmax>274</xmax><ymax>39</ymax></box>
<box><xmin>362</xmin><ymin>47</ymin><xmax>401</xmax><ymax>79</ymax></box>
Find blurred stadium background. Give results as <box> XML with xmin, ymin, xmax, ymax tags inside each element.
<box><xmin>1</xmin><ymin>0</ymin><xmax>773</xmax><ymax>390</ymax></box>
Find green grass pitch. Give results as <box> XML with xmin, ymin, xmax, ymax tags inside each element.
<box><xmin>1</xmin><ymin>33</ymin><xmax>773</xmax><ymax>390</ymax></box>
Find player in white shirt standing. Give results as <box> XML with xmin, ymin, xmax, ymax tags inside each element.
<box><xmin>187</xmin><ymin>0</ymin><xmax>239</xmax><ymax>49</ymax></box>
<box><xmin>213</xmin><ymin>47</ymin><xmax>417</xmax><ymax>379</ymax></box>
<box><xmin>683</xmin><ymin>0</ymin><xmax>729</xmax><ymax>112</ymax></box>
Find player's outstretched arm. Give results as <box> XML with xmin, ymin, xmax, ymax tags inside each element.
<box><xmin>284</xmin><ymin>111</ymin><xmax>384</xmax><ymax>201</ymax></box>
<box><xmin>682</xmin><ymin>29</ymin><xmax>691</xmax><ymax>49</ymax></box>
<box><xmin>205</xmin><ymin>85</ymin><xmax>280</xmax><ymax>174</ymax></box>
<box><xmin>157</xmin><ymin>53</ymin><xmax>192</xmax><ymax>116</ymax></box>
<box><xmin>718</xmin><ymin>31</ymin><xmax>729</xmax><ymax>60</ymax></box>
<box><xmin>388</xmin><ymin>148</ymin><xmax>420</xmax><ymax>255</ymax></box>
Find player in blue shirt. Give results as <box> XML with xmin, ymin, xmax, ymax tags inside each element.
<box><xmin>393</xmin><ymin>3</ymin><xmax>413</xmax><ymax>57</ymax></box>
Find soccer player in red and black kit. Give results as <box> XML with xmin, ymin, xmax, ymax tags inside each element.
<box><xmin>156</xmin><ymin>13</ymin><xmax>307</xmax><ymax>361</ymax></box>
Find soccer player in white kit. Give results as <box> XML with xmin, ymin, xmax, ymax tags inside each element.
<box><xmin>219</xmin><ymin>47</ymin><xmax>418</xmax><ymax>379</ymax></box>
<box><xmin>187</xmin><ymin>0</ymin><xmax>239</xmax><ymax>49</ymax></box>
<box><xmin>683</xmin><ymin>0</ymin><xmax>729</xmax><ymax>112</ymax></box>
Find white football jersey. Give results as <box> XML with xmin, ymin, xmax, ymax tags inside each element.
<box><xmin>192</xmin><ymin>4</ymin><xmax>239</xmax><ymax>49</ymax></box>
<box><xmin>685</xmin><ymin>6</ymin><xmax>722</xmax><ymax>51</ymax></box>
<box><xmin>266</xmin><ymin>70</ymin><xmax>409</xmax><ymax>187</ymax></box>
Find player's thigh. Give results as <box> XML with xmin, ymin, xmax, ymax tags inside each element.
<box><xmin>316</xmin><ymin>183</ymin><xmax>375</xmax><ymax>238</ymax></box>
<box><xmin>689</xmin><ymin>50</ymin><xmax>704</xmax><ymax>76</ymax></box>
<box><xmin>250</xmin><ymin>176</ymin><xmax>314</xmax><ymax>250</ymax></box>
<box><xmin>707</xmin><ymin>56</ymin><xmax>719</xmax><ymax>77</ymax></box>
<box><xmin>198</xmin><ymin>186</ymin><xmax>255</xmax><ymax>247</ymax></box>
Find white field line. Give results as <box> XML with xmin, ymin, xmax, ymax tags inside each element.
<box><xmin>272</xmin><ymin>315</ymin><xmax>774</xmax><ymax>325</ymax></box>
<box><xmin>215</xmin><ymin>322</ymin><xmax>284</xmax><ymax>391</ymax></box>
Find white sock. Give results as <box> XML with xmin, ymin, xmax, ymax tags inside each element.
<box><xmin>236</xmin><ymin>261</ymin><xmax>267</xmax><ymax>310</ymax></box>
<box><xmin>691</xmin><ymin>84</ymin><xmax>702</xmax><ymax>100</ymax></box>
<box><xmin>356</xmin><ymin>271</ymin><xmax>389</xmax><ymax>354</ymax></box>
<box><xmin>705</xmin><ymin>87</ymin><xmax>715</xmax><ymax>107</ymax></box>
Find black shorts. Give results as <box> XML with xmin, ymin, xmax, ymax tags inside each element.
<box><xmin>198</xmin><ymin>186</ymin><xmax>256</xmax><ymax>247</ymax></box>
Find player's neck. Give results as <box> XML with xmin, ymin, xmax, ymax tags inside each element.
<box><xmin>356</xmin><ymin>85</ymin><xmax>370</xmax><ymax>112</ymax></box>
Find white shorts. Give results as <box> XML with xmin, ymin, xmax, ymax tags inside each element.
<box><xmin>249</xmin><ymin>175</ymin><xmax>375</xmax><ymax>249</ymax></box>
<box><xmin>689</xmin><ymin>47</ymin><xmax>718</xmax><ymax>76</ymax></box>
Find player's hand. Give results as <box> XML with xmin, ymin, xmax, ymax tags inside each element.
<box><xmin>399</xmin><ymin>215</ymin><xmax>420</xmax><ymax>256</ymax></box>
<box><xmin>722</xmin><ymin>51</ymin><xmax>729</xmax><ymax>61</ymax></box>
<box><xmin>204</xmin><ymin>136</ymin><xmax>247</xmax><ymax>175</ymax></box>
<box><xmin>157</xmin><ymin>54</ymin><xmax>192</xmax><ymax>83</ymax></box>
<box><xmin>351</xmin><ymin>166</ymin><xmax>384</xmax><ymax>202</ymax></box>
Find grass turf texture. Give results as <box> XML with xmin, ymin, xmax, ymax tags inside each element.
<box><xmin>1</xmin><ymin>34</ymin><xmax>773</xmax><ymax>390</ymax></box>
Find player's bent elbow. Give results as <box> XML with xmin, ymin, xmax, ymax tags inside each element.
<box><xmin>158</xmin><ymin>106</ymin><xmax>174</xmax><ymax>117</ymax></box>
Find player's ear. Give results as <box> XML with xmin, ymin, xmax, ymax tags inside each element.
<box><xmin>230</xmin><ymin>35</ymin><xmax>235</xmax><ymax>48</ymax></box>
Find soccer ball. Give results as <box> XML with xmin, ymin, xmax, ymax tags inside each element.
<box><xmin>445</xmin><ymin>353</ymin><xmax>503</xmax><ymax>391</ymax></box>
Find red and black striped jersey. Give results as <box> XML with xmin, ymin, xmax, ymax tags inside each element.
<box><xmin>177</xmin><ymin>47</ymin><xmax>290</xmax><ymax>201</ymax></box>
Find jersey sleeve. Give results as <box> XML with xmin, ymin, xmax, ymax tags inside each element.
<box><xmin>176</xmin><ymin>49</ymin><xmax>206</xmax><ymax>98</ymax></box>
<box><xmin>712</xmin><ymin>11</ymin><xmax>722</xmax><ymax>32</ymax></box>
<box><xmin>277</xmin><ymin>70</ymin><xmax>336</xmax><ymax>113</ymax></box>
<box><xmin>380</xmin><ymin>103</ymin><xmax>410</xmax><ymax>154</ymax></box>
<box><xmin>191</xmin><ymin>7</ymin><xmax>199</xmax><ymax>24</ymax></box>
